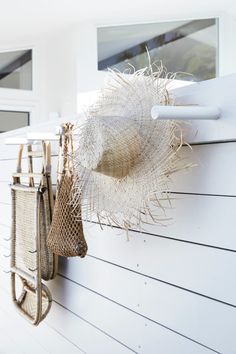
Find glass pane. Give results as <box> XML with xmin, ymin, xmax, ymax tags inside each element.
<box><xmin>0</xmin><ymin>111</ymin><xmax>29</xmax><ymax>133</ymax></box>
<box><xmin>0</xmin><ymin>49</ymin><xmax>32</xmax><ymax>90</ymax></box>
<box><xmin>97</xmin><ymin>19</ymin><xmax>218</xmax><ymax>82</ymax></box>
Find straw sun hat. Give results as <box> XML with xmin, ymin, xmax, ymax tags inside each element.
<box><xmin>72</xmin><ymin>64</ymin><xmax>190</xmax><ymax>230</ymax></box>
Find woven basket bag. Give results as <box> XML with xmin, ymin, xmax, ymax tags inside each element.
<box><xmin>10</xmin><ymin>142</ymin><xmax>57</xmax><ymax>325</ymax></box>
<box><xmin>47</xmin><ymin>123</ymin><xmax>88</xmax><ymax>257</ymax></box>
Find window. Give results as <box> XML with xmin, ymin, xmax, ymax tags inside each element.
<box><xmin>0</xmin><ymin>49</ymin><xmax>32</xmax><ymax>90</ymax></box>
<box><xmin>0</xmin><ymin>110</ymin><xmax>29</xmax><ymax>133</ymax></box>
<box><xmin>97</xmin><ymin>18</ymin><xmax>218</xmax><ymax>82</ymax></box>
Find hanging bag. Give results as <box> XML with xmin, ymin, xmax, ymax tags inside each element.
<box><xmin>47</xmin><ymin>123</ymin><xmax>87</xmax><ymax>257</ymax></box>
<box><xmin>10</xmin><ymin>142</ymin><xmax>57</xmax><ymax>325</ymax></box>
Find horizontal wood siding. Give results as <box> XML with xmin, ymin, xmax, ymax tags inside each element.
<box><xmin>0</xmin><ymin>132</ymin><xmax>236</xmax><ymax>353</ymax></box>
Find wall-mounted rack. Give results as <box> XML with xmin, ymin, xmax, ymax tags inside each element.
<box><xmin>4</xmin><ymin>105</ymin><xmax>221</xmax><ymax>146</ymax></box>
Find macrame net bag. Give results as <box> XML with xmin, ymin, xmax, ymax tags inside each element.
<box><xmin>72</xmin><ymin>64</ymin><xmax>191</xmax><ymax>231</ymax></box>
<box><xmin>47</xmin><ymin>123</ymin><xmax>88</xmax><ymax>257</ymax></box>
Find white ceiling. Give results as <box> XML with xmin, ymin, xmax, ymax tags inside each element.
<box><xmin>0</xmin><ymin>0</ymin><xmax>235</xmax><ymax>42</ymax></box>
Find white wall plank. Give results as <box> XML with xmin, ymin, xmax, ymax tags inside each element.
<box><xmin>0</xmin><ymin>323</ymin><xmax>28</xmax><ymax>354</ymax></box>
<box><xmin>1</xmin><ymin>142</ymin><xmax>236</xmax><ymax>196</ymax></box>
<box><xmin>1</xmin><ymin>123</ymin><xmax>236</xmax><ymax>353</ymax></box>
<box><xmin>57</xmin><ymin>256</ymin><xmax>236</xmax><ymax>353</ymax></box>
<box><xmin>0</xmin><ymin>292</ymin><xmax>50</xmax><ymax>354</ymax></box>
<box><xmin>0</xmin><ymin>258</ymin><xmax>218</xmax><ymax>354</ymax></box>
<box><xmin>0</xmin><ymin>270</ymin><xmax>134</xmax><ymax>354</ymax></box>
<box><xmin>49</xmin><ymin>275</ymin><xmax>214</xmax><ymax>354</ymax></box>
<box><xmin>87</xmin><ymin>193</ymin><xmax>236</xmax><ymax>251</ymax></box>
<box><xmin>2</xmin><ymin>216</ymin><xmax>236</xmax><ymax>311</ymax></box>
<box><xmin>0</xmin><ymin>285</ymin><xmax>83</xmax><ymax>354</ymax></box>
<box><xmin>1</xmin><ymin>182</ymin><xmax>236</xmax><ymax>251</ymax></box>
<box><xmin>84</xmin><ymin>223</ymin><xmax>236</xmax><ymax>306</ymax></box>
<box><xmin>47</xmin><ymin>301</ymin><xmax>135</xmax><ymax>354</ymax></box>
<box><xmin>172</xmin><ymin>142</ymin><xmax>236</xmax><ymax>195</ymax></box>
<box><xmin>0</xmin><ymin>256</ymin><xmax>219</xmax><ymax>353</ymax></box>
<box><xmin>174</xmin><ymin>74</ymin><xmax>236</xmax><ymax>144</ymax></box>
<box><xmin>0</xmin><ymin>183</ymin><xmax>236</xmax><ymax>250</ymax></box>
<box><xmin>1</xmin><ymin>210</ymin><xmax>236</xmax><ymax>305</ymax></box>
<box><xmin>132</xmin><ymin>193</ymin><xmax>236</xmax><ymax>250</ymax></box>
<box><xmin>1</xmin><ymin>262</ymin><xmax>207</xmax><ymax>354</ymax></box>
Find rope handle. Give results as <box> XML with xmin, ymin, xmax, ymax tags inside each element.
<box><xmin>57</xmin><ymin>123</ymin><xmax>74</xmax><ymax>185</ymax></box>
<box><xmin>42</xmin><ymin>141</ymin><xmax>52</xmax><ymax>175</ymax></box>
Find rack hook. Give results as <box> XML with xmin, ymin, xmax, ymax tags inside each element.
<box><xmin>3</xmin><ymin>236</ymin><xmax>12</xmax><ymax>242</ymax></box>
<box><xmin>3</xmin><ymin>269</ymin><xmax>11</xmax><ymax>274</ymax></box>
<box><xmin>27</xmin><ymin>267</ymin><xmax>38</xmax><ymax>272</ymax></box>
<box><xmin>28</xmin><ymin>250</ymin><xmax>37</xmax><ymax>254</ymax></box>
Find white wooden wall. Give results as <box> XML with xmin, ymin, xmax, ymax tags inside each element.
<box><xmin>0</xmin><ymin>76</ymin><xmax>236</xmax><ymax>354</ymax></box>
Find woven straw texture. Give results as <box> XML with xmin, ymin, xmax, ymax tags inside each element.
<box><xmin>16</xmin><ymin>278</ymin><xmax>52</xmax><ymax>325</ymax></box>
<box><xmin>47</xmin><ymin>123</ymin><xmax>88</xmax><ymax>257</ymax></box>
<box><xmin>72</xmin><ymin>64</ymin><xmax>191</xmax><ymax>230</ymax></box>
<box><xmin>11</xmin><ymin>186</ymin><xmax>38</xmax><ymax>274</ymax></box>
<box><xmin>11</xmin><ymin>184</ymin><xmax>54</xmax><ymax>281</ymax></box>
<box><xmin>77</xmin><ymin>116</ymin><xmax>141</xmax><ymax>179</ymax></box>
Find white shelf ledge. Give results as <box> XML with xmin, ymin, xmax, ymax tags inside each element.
<box><xmin>5</xmin><ymin>132</ymin><xmax>60</xmax><ymax>145</ymax></box>
<box><xmin>27</xmin><ymin>132</ymin><xmax>60</xmax><ymax>141</ymax></box>
<box><xmin>5</xmin><ymin>137</ymin><xmax>31</xmax><ymax>145</ymax></box>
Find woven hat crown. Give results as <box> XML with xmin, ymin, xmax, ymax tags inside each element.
<box><xmin>77</xmin><ymin>115</ymin><xmax>142</xmax><ymax>179</ymax></box>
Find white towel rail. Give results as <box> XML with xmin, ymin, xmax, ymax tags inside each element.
<box><xmin>151</xmin><ymin>105</ymin><xmax>221</xmax><ymax>120</ymax></box>
<box><xmin>4</xmin><ymin>105</ymin><xmax>221</xmax><ymax>145</ymax></box>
